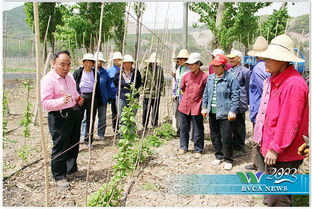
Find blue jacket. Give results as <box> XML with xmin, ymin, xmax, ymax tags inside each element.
<box><xmin>249</xmin><ymin>60</ymin><xmax>270</xmax><ymax>123</ymax></box>
<box><xmin>98</xmin><ymin>67</ymin><xmax>112</xmax><ymax>106</ymax></box>
<box><xmin>228</xmin><ymin>64</ymin><xmax>251</xmax><ymax>113</ymax></box>
<box><xmin>107</xmin><ymin>65</ymin><xmax>120</xmax><ymax>100</ymax></box>
<box><xmin>202</xmin><ymin>71</ymin><xmax>240</xmax><ymax>120</ymax></box>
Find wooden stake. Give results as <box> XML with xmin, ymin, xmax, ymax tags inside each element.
<box><xmin>42</xmin><ymin>15</ymin><xmax>51</xmax><ymax>61</ymax></box>
<box><xmin>33</xmin><ymin>2</ymin><xmax>49</xmax><ymax>207</ymax></box>
<box><xmin>85</xmin><ymin>3</ymin><xmax>105</xmax><ymax>206</ymax></box>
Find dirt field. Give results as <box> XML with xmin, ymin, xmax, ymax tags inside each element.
<box><xmin>3</xmin><ymin>79</ymin><xmax>309</xmax><ymax>207</ymax></box>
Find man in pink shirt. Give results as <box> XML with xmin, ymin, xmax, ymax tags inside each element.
<box><xmin>253</xmin><ymin>34</ymin><xmax>309</xmax><ymax>206</ymax></box>
<box><xmin>178</xmin><ymin>52</ymin><xmax>208</xmax><ymax>158</ymax></box>
<box><xmin>41</xmin><ymin>50</ymin><xmax>84</xmax><ymax>188</ymax></box>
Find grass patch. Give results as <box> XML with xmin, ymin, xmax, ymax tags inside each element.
<box><xmin>4</xmin><ymin>68</ymin><xmax>35</xmax><ymax>72</ymax></box>
<box><xmin>142</xmin><ymin>181</ymin><xmax>156</xmax><ymax>190</ymax></box>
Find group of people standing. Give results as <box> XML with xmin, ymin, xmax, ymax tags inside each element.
<box><xmin>41</xmin><ymin>33</ymin><xmax>308</xmax><ymax>207</ymax></box>
<box><xmin>41</xmin><ymin>50</ymin><xmax>164</xmax><ymax>188</ymax></box>
<box><xmin>172</xmin><ymin>34</ymin><xmax>309</xmax><ymax>206</ymax></box>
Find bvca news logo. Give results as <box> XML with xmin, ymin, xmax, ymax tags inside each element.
<box><xmin>236</xmin><ymin>172</ymin><xmax>264</xmax><ymax>184</ymax></box>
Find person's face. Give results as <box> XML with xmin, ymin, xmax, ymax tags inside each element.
<box><xmin>53</xmin><ymin>53</ymin><xmax>71</xmax><ymax>77</ymax></box>
<box><xmin>177</xmin><ymin>58</ymin><xmax>187</xmax><ymax>66</ymax></box>
<box><xmin>97</xmin><ymin>61</ymin><xmax>103</xmax><ymax>69</ymax></box>
<box><xmin>265</xmin><ymin>59</ymin><xmax>288</xmax><ymax>75</ymax></box>
<box><xmin>213</xmin><ymin>65</ymin><xmax>225</xmax><ymax>77</ymax></box>
<box><xmin>188</xmin><ymin>63</ymin><xmax>200</xmax><ymax>73</ymax></box>
<box><xmin>83</xmin><ymin>60</ymin><xmax>94</xmax><ymax>71</ymax></box>
<box><xmin>113</xmin><ymin>59</ymin><xmax>122</xmax><ymax>67</ymax></box>
<box><xmin>228</xmin><ymin>56</ymin><xmax>241</xmax><ymax>67</ymax></box>
<box><xmin>123</xmin><ymin>62</ymin><xmax>133</xmax><ymax>71</ymax></box>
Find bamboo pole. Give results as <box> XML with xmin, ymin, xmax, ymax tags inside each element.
<box><xmin>42</xmin><ymin>15</ymin><xmax>51</xmax><ymax>61</ymax></box>
<box><xmin>33</xmin><ymin>53</ymin><xmax>52</xmax><ymax>126</ymax></box>
<box><xmin>275</xmin><ymin>20</ymin><xmax>279</xmax><ymax>37</ymax></box>
<box><xmin>33</xmin><ymin>2</ymin><xmax>49</xmax><ymax>207</ymax></box>
<box><xmin>84</xmin><ymin>2</ymin><xmax>105</xmax><ymax>206</ymax></box>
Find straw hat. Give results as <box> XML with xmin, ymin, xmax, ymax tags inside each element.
<box><xmin>82</xmin><ymin>53</ymin><xmax>95</xmax><ymax>62</ymax></box>
<box><xmin>94</xmin><ymin>51</ymin><xmax>106</xmax><ymax>62</ymax></box>
<box><xmin>210</xmin><ymin>49</ymin><xmax>224</xmax><ymax>57</ymax></box>
<box><xmin>175</xmin><ymin>49</ymin><xmax>189</xmax><ymax>59</ymax></box>
<box><xmin>185</xmin><ymin>52</ymin><xmax>201</xmax><ymax>64</ymax></box>
<box><xmin>112</xmin><ymin>51</ymin><xmax>123</xmax><ymax>60</ymax></box>
<box><xmin>247</xmin><ymin>36</ymin><xmax>268</xmax><ymax>57</ymax></box>
<box><xmin>145</xmin><ymin>52</ymin><xmax>161</xmax><ymax>63</ymax></box>
<box><xmin>257</xmin><ymin>34</ymin><xmax>304</xmax><ymax>63</ymax></box>
<box><xmin>227</xmin><ymin>49</ymin><xmax>243</xmax><ymax>59</ymax></box>
<box><xmin>123</xmin><ymin>54</ymin><xmax>135</xmax><ymax>63</ymax></box>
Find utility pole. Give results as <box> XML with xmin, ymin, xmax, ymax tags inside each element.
<box><xmin>183</xmin><ymin>2</ymin><xmax>188</xmax><ymax>49</ymax></box>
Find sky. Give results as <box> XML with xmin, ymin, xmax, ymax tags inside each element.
<box><xmin>1</xmin><ymin>1</ymin><xmax>311</xmax><ymax>29</ymax></box>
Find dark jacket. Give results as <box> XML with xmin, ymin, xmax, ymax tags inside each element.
<box><xmin>98</xmin><ymin>67</ymin><xmax>112</xmax><ymax>105</ymax></box>
<box><xmin>73</xmin><ymin>66</ymin><xmax>102</xmax><ymax>105</ymax></box>
<box><xmin>113</xmin><ymin>68</ymin><xmax>142</xmax><ymax>100</ymax></box>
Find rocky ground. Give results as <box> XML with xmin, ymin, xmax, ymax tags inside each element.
<box><xmin>3</xmin><ymin>79</ymin><xmax>309</xmax><ymax>207</ymax></box>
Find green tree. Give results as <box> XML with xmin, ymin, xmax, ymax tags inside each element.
<box><xmin>132</xmin><ymin>2</ymin><xmax>146</xmax><ymax>60</ymax></box>
<box><xmin>189</xmin><ymin>2</ymin><xmax>272</xmax><ymax>52</ymax></box>
<box><xmin>24</xmin><ymin>2</ymin><xmax>64</xmax><ymax>58</ymax></box>
<box><xmin>260</xmin><ymin>7</ymin><xmax>290</xmax><ymax>42</ymax></box>
<box><xmin>55</xmin><ymin>2</ymin><xmax>126</xmax><ymax>53</ymax></box>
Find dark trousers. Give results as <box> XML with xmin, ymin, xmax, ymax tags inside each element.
<box><xmin>81</xmin><ymin>93</ymin><xmax>97</xmax><ymax>144</ymax></box>
<box><xmin>142</xmin><ymin>98</ymin><xmax>160</xmax><ymax>128</ymax></box>
<box><xmin>110</xmin><ymin>99</ymin><xmax>118</xmax><ymax>132</ymax></box>
<box><xmin>48</xmin><ymin>107</ymin><xmax>82</xmax><ymax>181</ymax></box>
<box><xmin>179</xmin><ymin>112</ymin><xmax>204</xmax><ymax>153</ymax></box>
<box><xmin>209</xmin><ymin>113</ymin><xmax>234</xmax><ymax>163</ymax></box>
<box><xmin>232</xmin><ymin>112</ymin><xmax>246</xmax><ymax>150</ymax></box>
<box><xmin>264</xmin><ymin>160</ymin><xmax>303</xmax><ymax>206</ymax></box>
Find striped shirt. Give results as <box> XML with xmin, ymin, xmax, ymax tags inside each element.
<box><xmin>211</xmin><ymin>77</ymin><xmax>221</xmax><ymax>114</ymax></box>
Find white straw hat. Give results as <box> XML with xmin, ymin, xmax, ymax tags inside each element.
<box><xmin>175</xmin><ymin>49</ymin><xmax>189</xmax><ymax>59</ymax></box>
<box><xmin>94</xmin><ymin>51</ymin><xmax>106</xmax><ymax>62</ymax></box>
<box><xmin>247</xmin><ymin>36</ymin><xmax>268</xmax><ymax>57</ymax></box>
<box><xmin>185</xmin><ymin>52</ymin><xmax>201</xmax><ymax>64</ymax></box>
<box><xmin>210</xmin><ymin>49</ymin><xmax>224</xmax><ymax>57</ymax></box>
<box><xmin>123</xmin><ymin>54</ymin><xmax>135</xmax><ymax>63</ymax></box>
<box><xmin>256</xmin><ymin>34</ymin><xmax>304</xmax><ymax>63</ymax></box>
<box><xmin>112</xmin><ymin>51</ymin><xmax>123</xmax><ymax>60</ymax></box>
<box><xmin>227</xmin><ymin>49</ymin><xmax>243</xmax><ymax>59</ymax></box>
<box><xmin>145</xmin><ymin>52</ymin><xmax>161</xmax><ymax>63</ymax></box>
<box><xmin>82</xmin><ymin>53</ymin><xmax>95</xmax><ymax>62</ymax></box>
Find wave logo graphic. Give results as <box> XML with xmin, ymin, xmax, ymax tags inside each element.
<box><xmin>236</xmin><ymin>172</ymin><xmax>264</xmax><ymax>184</ymax></box>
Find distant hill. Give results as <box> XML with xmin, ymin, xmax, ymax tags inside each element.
<box><xmin>3</xmin><ymin>4</ymin><xmax>32</xmax><ymax>40</ymax></box>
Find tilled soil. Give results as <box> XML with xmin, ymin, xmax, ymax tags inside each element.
<box><xmin>3</xmin><ymin>79</ymin><xmax>309</xmax><ymax>207</ymax></box>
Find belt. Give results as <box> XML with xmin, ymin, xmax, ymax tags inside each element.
<box><xmin>81</xmin><ymin>92</ymin><xmax>93</xmax><ymax>95</ymax></box>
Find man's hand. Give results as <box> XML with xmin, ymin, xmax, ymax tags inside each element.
<box><xmin>201</xmin><ymin>109</ymin><xmax>208</xmax><ymax>118</ymax></box>
<box><xmin>77</xmin><ymin>96</ymin><xmax>84</xmax><ymax>106</ymax></box>
<box><xmin>63</xmin><ymin>94</ymin><xmax>72</xmax><ymax>104</ymax></box>
<box><xmin>264</xmin><ymin>149</ymin><xmax>279</xmax><ymax>166</ymax></box>
<box><xmin>228</xmin><ymin>112</ymin><xmax>236</xmax><ymax>121</ymax></box>
<box><xmin>298</xmin><ymin>143</ymin><xmax>309</xmax><ymax>158</ymax></box>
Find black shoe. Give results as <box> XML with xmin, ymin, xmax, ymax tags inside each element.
<box><xmin>245</xmin><ymin>164</ymin><xmax>257</xmax><ymax>171</ymax></box>
<box><xmin>67</xmin><ymin>171</ymin><xmax>86</xmax><ymax>179</ymax></box>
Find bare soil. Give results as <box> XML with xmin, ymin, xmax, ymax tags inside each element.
<box><xmin>3</xmin><ymin>79</ymin><xmax>309</xmax><ymax>207</ymax></box>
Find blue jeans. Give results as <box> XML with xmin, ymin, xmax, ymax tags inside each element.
<box><xmin>97</xmin><ymin>104</ymin><xmax>107</xmax><ymax>137</ymax></box>
<box><xmin>81</xmin><ymin>111</ymin><xmax>87</xmax><ymax>138</ymax></box>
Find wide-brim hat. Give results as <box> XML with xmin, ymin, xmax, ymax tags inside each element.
<box><xmin>247</xmin><ymin>36</ymin><xmax>268</xmax><ymax>57</ymax></box>
<box><xmin>82</xmin><ymin>53</ymin><xmax>95</xmax><ymax>62</ymax></box>
<box><xmin>257</xmin><ymin>34</ymin><xmax>304</xmax><ymax>63</ymax></box>
<box><xmin>112</xmin><ymin>51</ymin><xmax>123</xmax><ymax>60</ymax></box>
<box><xmin>175</xmin><ymin>49</ymin><xmax>189</xmax><ymax>59</ymax></box>
<box><xmin>227</xmin><ymin>49</ymin><xmax>243</xmax><ymax>59</ymax></box>
<box><xmin>210</xmin><ymin>49</ymin><xmax>224</xmax><ymax>57</ymax></box>
<box><xmin>94</xmin><ymin>51</ymin><xmax>106</xmax><ymax>62</ymax></box>
<box><xmin>123</xmin><ymin>54</ymin><xmax>135</xmax><ymax>63</ymax></box>
<box><xmin>185</xmin><ymin>52</ymin><xmax>201</xmax><ymax>64</ymax></box>
<box><xmin>145</xmin><ymin>52</ymin><xmax>161</xmax><ymax>63</ymax></box>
